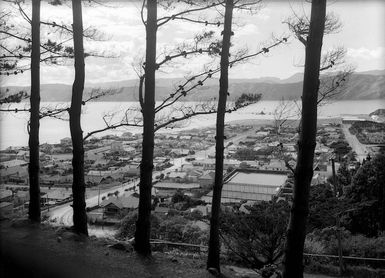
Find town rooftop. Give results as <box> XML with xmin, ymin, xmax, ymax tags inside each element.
<box><xmin>228</xmin><ymin>172</ymin><xmax>287</xmax><ymax>187</ymax></box>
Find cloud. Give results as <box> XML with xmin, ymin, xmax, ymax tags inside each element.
<box><xmin>347</xmin><ymin>47</ymin><xmax>385</xmax><ymax>60</ymax></box>
<box><xmin>256</xmin><ymin>7</ymin><xmax>271</xmax><ymax>21</ymax></box>
<box><xmin>233</xmin><ymin>23</ymin><xmax>260</xmax><ymax>39</ymax></box>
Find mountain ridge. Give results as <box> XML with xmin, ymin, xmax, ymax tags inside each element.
<box><xmin>2</xmin><ymin>70</ymin><xmax>384</xmax><ymax>102</ymax></box>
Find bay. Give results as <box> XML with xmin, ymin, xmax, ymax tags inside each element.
<box><xmin>1</xmin><ymin>100</ymin><xmax>384</xmax><ymax>150</ymax></box>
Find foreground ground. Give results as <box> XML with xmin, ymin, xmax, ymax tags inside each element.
<box><xmin>0</xmin><ymin>219</ymin><xmax>336</xmax><ymax>278</ymax></box>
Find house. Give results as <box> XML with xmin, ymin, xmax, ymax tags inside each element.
<box><xmin>284</xmin><ymin>144</ymin><xmax>296</xmax><ymax>153</ymax></box>
<box><xmin>121</xmin><ymin>132</ymin><xmax>133</xmax><ymax>138</ymax></box>
<box><xmin>181</xmin><ymin>163</ymin><xmax>195</xmax><ymax>171</ymax></box>
<box><xmin>154</xmin><ymin>182</ymin><xmax>201</xmax><ymax>197</ymax></box>
<box><xmin>0</xmin><ymin>163</ymin><xmax>29</xmax><ymax>184</ymax></box>
<box><xmin>202</xmin><ymin>169</ymin><xmax>288</xmax><ymax>203</ymax></box>
<box><xmin>192</xmin><ymin>159</ymin><xmax>240</xmax><ymax>170</ymax></box>
<box><xmin>179</xmin><ymin>135</ymin><xmax>192</xmax><ymax>140</ymax></box>
<box><xmin>165</xmin><ymin>134</ymin><xmax>179</xmax><ymax>139</ymax></box>
<box><xmin>267</xmin><ymin>141</ymin><xmax>281</xmax><ymax>147</ymax></box>
<box><xmin>0</xmin><ymin>190</ymin><xmax>13</xmax><ymax>202</ymax></box>
<box><xmin>227</xmin><ymin>145</ymin><xmax>238</xmax><ymax>154</ymax></box>
<box><xmin>16</xmin><ymin>151</ymin><xmax>29</xmax><ymax>160</ymax></box>
<box><xmin>198</xmin><ymin>171</ymin><xmax>215</xmax><ymax>188</ymax></box>
<box><xmin>122</xmin><ymin>145</ymin><xmax>136</xmax><ymax>154</ymax></box>
<box><xmin>167</xmin><ymin>171</ymin><xmax>188</xmax><ymax>183</ymax></box>
<box><xmin>190</xmin><ymin>205</ymin><xmax>210</xmax><ymax>217</ymax></box>
<box><xmin>60</xmin><ymin>137</ymin><xmax>72</xmax><ymax>145</ymax></box>
<box><xmin>41</xmin><ymin>189</ymin><xmax>72</xmax><ymax>204</ymax></box>
<box><xmin>40</xmin><ymin>174</ymin><xmax>72</xmax><ymax>186</ymax></box>
<box><xmin>255</xmin><ymin>131</ymin><xmax>270</xmax><ymax>138</ymax></box>
<box><xmin>185</xmin><ymin>169</ymin><xmax>204</xmax><ymax>183</ymax></box>
<box><xmin>85</xmin><ymin>175</ymin><xmax>104</xmax><ymax>186</ymax></box>
<box><xmin>239</xmin><ymin>201</ymin><xmax>258</xmax><ymax>214</ymax></box>
<box><xmin>0</xmin><ymin>159</ymin><xmax>29</xmax><ymax>183</ymax></box>
<box><xmin>116</xmin><ymin>165</ymin><xmax>140</xmax><ymax>177</ymax></box>
<box><xmin>14</xmin><ymin>190</ymin><xmax>29</xmax><ymax>206</ymax></box>
<box><xmin>0</xmin><ymin>159</ymin><xmax>28</xmax><ymax>169</ymax></box>
<box><xmin>100</xmin><ymin>194</ymin><xmax>139</xmax><ymax>217</ymax></box>
<box><xmin>51</xmin><ymin>153</ymin><xmax>72</xmax><ymax>162</ymax></box>
<box><xmin>154</xmin><ymin>203</ymin><xmax>170</xmax><ymax>215</ymax></box>
<box><xmin>266</xmin><ymin>159</ymin><xmax>287</xmax><ymax>171</ymax></box>
<box><xmin>313</xmin><ymin>163</ymin><xmax>340</xmax><ymax>185</ymax></box>
<box><xmin>170</xmin><ymin>149</ymin><xmax>190</xmax><ymax>157</ymax></box>
<box><xmin>85</xmin><ymin>146</ymin><xmax>110</xmax><ymax>161</ymax></box>
<box><xmin>239</xmin><ymin>161</ymin><xmax>259</xmax><ymax>169</ymax></box>
<box><xmin>111</xmin><ymin>141</ymin><xmax>123</xmax><ymax>152</ymax></box>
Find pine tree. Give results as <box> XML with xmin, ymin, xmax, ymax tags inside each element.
<box><xmin>28</xmin><ymin>0</ymin><xmax>41</xmax><ymax>223</ymax></box>
<box><xmin>207</xmin><ymin>0</ymin><xmax>234</xmax><ymax>272</ymax></box>
<box><xmin>282</xmin><ymin>0</ymin><xmax>327</xmax><ymax>277</ymax></box>
<box><xmin>134</xmin><ymin>0</ymin><xmax>157</xmax><ymax>255</ymax></box>
<box><xmin>70</xmin><ymin>0</ymin><xmax>88</xmax><ymax>235</ymax></box>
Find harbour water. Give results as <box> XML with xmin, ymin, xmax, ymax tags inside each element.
<box><xmin>0</xmin><ymin>100</ymin><xmax>384</xmax><ymax>150</ymax></box>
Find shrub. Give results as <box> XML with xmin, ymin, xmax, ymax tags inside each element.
<box><xmin>220</xmin><ymin>200</ymin><xmax>290</xmax><ymax>269</ymax></box>
<box><xmin>116</xmin><ymin>211</ymin><xmax>160</xmax><ymax>240</ymax></box>
<box><xmin>304</xmin><ymin>237</ymin><xmax>325</xmax><ymax>254</ymax></box>
<box><xmin>305</xmin><ymin>228</ymin><xmax>385</xmax><ymax>269</ymax></box>
<box><xmin>305</xmin><ymin>262</ymin><xmax>340</xmax><ymax>277</ymax></box>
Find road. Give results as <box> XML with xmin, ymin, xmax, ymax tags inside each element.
<box><xmin>46</xmin><ymin>129</ymin><xmax>254</xmax><ymax>237</ymax></box>
<box><xmin>342</xmin><ymin>124</ymin><xmax>368</xmax><ymax>162</ymax></box>
<box><xmin>46</xmin><ymin>157</ymin><xmax>186</xmax><ymax>236</ymax></box>
<box><xmin>47</xmin><ymin>179</ymin><xmax>136</xmax><ymax>236</ymax></box>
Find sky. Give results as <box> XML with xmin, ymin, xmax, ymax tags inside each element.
<box><xmin>1</xmin><ymin>0</ymin><xmax>384</xmax><ymax>86</ymax></box>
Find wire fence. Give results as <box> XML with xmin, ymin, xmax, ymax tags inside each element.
<box><xmin>150</xmin><ymin>239</ymin><xmax>385</xmax><ymax>267</ymax></box>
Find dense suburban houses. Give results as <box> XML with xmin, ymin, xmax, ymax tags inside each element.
<box><xmin>1</xmin><ymin>113</ymin><xmax>384</xmax><ymax>222</ymax></box>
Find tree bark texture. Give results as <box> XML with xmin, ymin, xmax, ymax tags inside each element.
<box><xmin>134</xmin><ymin>0</ymin><xmax>157</xmax><ymax>256</ymax></box>
<box><xmin>207</xmin><ymin>0</ymin><xmax>233</xmax><ymax>272</ymax></box>
<box><xmin>282</xmin><ymin>1</ymin><xmax>326</xmax><ymax>277</ymax></box>
<box><xmin>70</xmin><ymin>0</ymin><xmax>88</xmax><ymax>236</ymax></box>
<box><xmin>28</xmin><ymin>0</ymin><xmax>41</xmax><ymax>223</ymax></box>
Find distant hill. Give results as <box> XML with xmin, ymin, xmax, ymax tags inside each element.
<box><xmin>2</xmin><ymin>70</ymin><xmax>384</xmax><ymax>102</ymax></box>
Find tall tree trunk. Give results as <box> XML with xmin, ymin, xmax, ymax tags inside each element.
<box><xmin>134</xmin><ymin>0</ymin><xmax>157</xmax><ymax>256</ymax></box>
<box><xmin>282</xmin><ymin>1</ymin><xmax>326</xmax><ymax>277</ymax></box>
<box><xmin>207</xmin><ymin>0</ymin><xmax>233</xmax><ymax>272</ymax></box>
<box><xmin>28</xmin><ymin>0</ymin><xmax>41</xmax><ymax>223</ymax></box>
<box><xmin>70</xmin><ymin>0</ymin><xmax>88</xmax><ymax>236</ymax></box>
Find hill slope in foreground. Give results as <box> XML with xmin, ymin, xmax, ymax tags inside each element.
<box><xmin>0</xmin><ymin>220</ymin><xmax>335</xmax><ymax>278</ymax></box>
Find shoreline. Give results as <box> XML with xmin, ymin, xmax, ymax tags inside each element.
<box><xmin>0</xmin><ymin>117</ymin><xmax>349</xmax><ymax>151</ymax></box>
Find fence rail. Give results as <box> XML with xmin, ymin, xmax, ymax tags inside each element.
<box><xmin>149</xmin><ymin>239</ymin><xmax>385</xmax><ymax>263</ymax></box>
<box><xmin>303</xmin><ymin>253</ymin><xmax>385</xmax><ymax>262</ymax></box>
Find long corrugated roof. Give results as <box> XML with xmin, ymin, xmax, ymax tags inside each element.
<box><xmin>228</xmin><ymin>172</ymin><xmax>287</xmax><ymax>187</ymax></box>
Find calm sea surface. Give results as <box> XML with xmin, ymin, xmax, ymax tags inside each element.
<box><xmin>1</xmin><ymin>100</ymin><xmax>384</xmax><ymax>150</ymax></box>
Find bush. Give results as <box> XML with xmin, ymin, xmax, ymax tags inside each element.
<box><xmin>220</xmin><ymin>200</ymin><xmax>290</xmax><ymax>269</ymax></box>
<box><xmin>116</xmin><ymin>211</ymin><xmax>160</xmax><ymax>240</ymax></box>
<box><xmin>156</xmin><ymin>215</ymin><xmax>208</xmax><ymax>246</ymax></box>
<box><xmin>346</xmin><ymin>266</ymin><xmax>385</xmax><ymax>278</ymax></box>
<box><xmin>304</xmin><ymin>237</ymin><xmax>325</xmax><ymax>254</ymax></box>
<box><xmin>305</xmin><ymin>228</ymin><xmax>385</xmax><ymax>269</ymax></box>
<box><xmin>340</xmin><ymin>234</ymin><xmax>385</xmax><ymax>259</ymax></box>
<box><xmin>185</xmin><ymin>210</ymin><xmax>204</xmax><ymax>221</ymax></box>
<box><xmin>305</xmin><ymin>262</ymin><xmax>340</xmax><ymax>277</ymax></box>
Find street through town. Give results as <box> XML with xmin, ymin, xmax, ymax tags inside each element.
<box><xmin>341</xmin><ymin>124</ymin><xmax>369</xmax><ymax>161</ymax></box>
<box><xmin>46</xmin><ymin>162</ymin><xmax>183</xmax><ymax>237</ymax></box>
<box><xmin>46</xmin><ymin>129</ymin><xmax>253</xmax><ymax>237</ymax></box>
